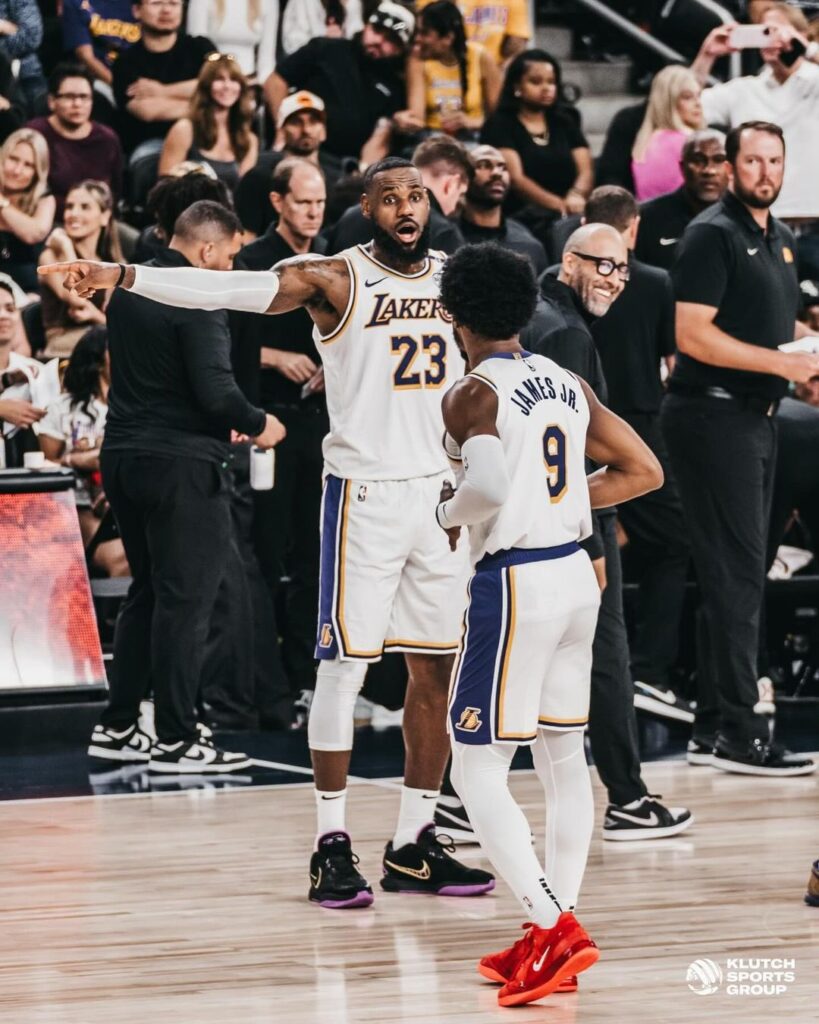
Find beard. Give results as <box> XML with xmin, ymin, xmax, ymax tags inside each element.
<box><xmin>371</xmin><ymin>219</ymin><xmax>430</xmax><ymax>268</ymax></box>
<box><xmin>734</xmin><ymin>178</ymin><xmax>781</xmax><ymax>210</ymax></box>
<box><xmin>466</xmin><ymin>186</ymin><xmax>503</xmax><ymax>210</ymax></box>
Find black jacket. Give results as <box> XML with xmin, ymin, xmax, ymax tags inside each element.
<box><xmin>103</xmin><ymin>248</ymin><xmax>266</xmax><ymax>463</ymax></box>
<box><xmin>325</xmin><ymin>191</ymin><xmax>465</xmax><ymax>255</ymax></box>
<box><xmin>457</xmin><ymin>213</ymin><xmax>547</xmax><ymax>275</ymax></box>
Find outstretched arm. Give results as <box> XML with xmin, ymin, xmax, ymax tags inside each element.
<box><xmin>581</xmin><ymin>379</ymin><xmax>663</xmax><ymax>508</ymax></box>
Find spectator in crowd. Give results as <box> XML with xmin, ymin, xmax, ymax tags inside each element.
<box><xmin>0</xmin><ymin>274</ymin><xmax>43</xmax><ymax>464</ymax></box>
<box><xmin>481</xmin><ymin>49</ymin><xmax>592</xmax><ymax>243</ymax></box>
<box><xmin>232</xmin><ymin>158</ymin><xmax>329</xmax><ymax>719</ymax></box>
<box><xmin>38</xmin><ymin>326</ymin><xmax>129</xmax><ymax>577</ymax></box>
<box><xmin>0</xmin><ymin>126</ymin><xmax>55</xmax><ymax>294</ymax></box>
<box><xmin>264</xmin><ymin>1</ymin><xmax>414</xmax><ymax>162</ymax></box>
<box><xmin>635</xmin><ymin>129</ymin><xmax>727</xmax><ymax>271</ymax></box>
<box><xmin>416</xmin><ymin>0</ymin><xmax>530</xmax><ymax>66</ymax></box>
<box><xmin>457</xmin><ymin>143</ymin><xmax>546</xmax><ymax>273</ymax></box>
<box><xmin>134</xmin><ymin>165</ymin><xmax>233</xmax><ymax>262</ymax></box>
<box><xmin>692</xmin><ymin>3</ymin><xmax>819</xmax><ymax>218</ymax></box>
<box><xmin>281</xmin><ymin>0</ymin><xmax>363</xmax><ymax>56</ymax></box>
<box><xmin>235</xmin><ymin>90</ymin><xmax>342</xmax><ymax>240</ymax></box>
<box><xmin>398</xmin><ymin>1</ymin><xmax>500</xmax><ymax>139</ymax></box>
<box><xmin>187</xmin><ymin>0</ymin><xmax>278</xmax><ymax>84</ymax></box>
<box><xmin>0</xmin><ymin>0</ymin><xmax>45</xmax><ymax>110</ymax></box>
<box><xmin>768</xmin><ymin>393</ymin><xmax>819</xmax><ymax>578</ymax></box>
<box><xmin>61</xmin><ymin>0</ymin><xmax>140</xmax><ymax>87</ymax></box>
<box><xmin>663</xmin><ymin>121</ymin><xmax>819</xmax><ymax>776</ymax></box>
<box><xmin>522</xmin><ymin>223</ymin><xmax>693</xmax><ymax>840</ymax></box>
<box><xmin>57</xmin><ymin>201</ymin><xmax>286</xmax><ymax>772</ymax></box>
<box><xmin>631</xmin><ymin>65</ymin><xmax>704</xmax><ymax>202</ymax></box>
<box><xmin>0</xmin><ymin>50</ymin><xmax>26</xmax><ymax>142</ymax></box>
<box><xmin>159</xmin><ymin>52</ymin><xmax>258</xmax><ymax>191</ymax></box>
<box><xmin>28</xmin><ymin>63</ymin><xmax>123</xmax><ymax>219</ymax></box>
<box><xmin>584</xmin><ymin>186</ymin><xmax>692</xmax><ymax>723</ymax></box>
<box><xmin>596</xmin><ymin>98</ymin><xmax>645</xmax><ymax>193</ymax></box>
<box><xmin>112</xmin><ymin>0</ymin><xmax>214</xmax><ymax>160</ymax></box>
<box><xmin>38</xmin><ymin>180</ymin><xmax>121</xmax><ymax>356</ymax></box>
<box><xmin>326</xmin><ymin>133</ymin><xmax>469</xmax><ymax>253</ymax></box>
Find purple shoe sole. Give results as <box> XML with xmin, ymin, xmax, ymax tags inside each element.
<box><xmin>313</xmin><ymin>890</ymin><xmax>374</xmax><ymax>909</ymax></box>
<box><xmin>437</xmin><ymin>880</ymin><xmax>495</xmax><ymax>897</ymax></box>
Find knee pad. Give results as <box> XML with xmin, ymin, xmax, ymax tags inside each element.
<box><xmin>308</xmin><ymin>658</ymin><xmax>368</xmax><ymax>751</ymax></box>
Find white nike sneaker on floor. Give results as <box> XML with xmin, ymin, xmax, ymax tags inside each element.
<box><xmin>602</xmin><ymin>795</ymin><xmax>693</xmax><ymax>841</ymax></box>
<box><xmin>147</xmin><ymin>741</ymin><xmax>252</xmax><ymax>774</ymax></box>
<box><xmin>633</xmin><ymin>680</ymin><xmax>695</xmax><ymax>723</ymax></box>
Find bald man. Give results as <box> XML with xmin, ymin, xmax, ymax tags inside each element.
<box><xmin>522</xmin><ymin>224</ymin><xmax>694</xmax><ymax>841</ymax></box>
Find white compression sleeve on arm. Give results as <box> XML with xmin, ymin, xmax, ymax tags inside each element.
<box><xmin>436</xmin><ymin>434</ymin><xmax>510</xmax><ymax>528</ymax></box>
<box><xmin>130</xmin><ymin>264</ymin><xmax>279</xmax><ymax>313</ymax></box>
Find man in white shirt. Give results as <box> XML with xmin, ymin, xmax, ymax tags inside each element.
<box><xmin>692</xmin><ymin>2</ymin><xmax>819</xmax><ymax>219</ymax></box>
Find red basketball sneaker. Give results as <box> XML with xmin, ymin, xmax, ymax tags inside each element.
<box><xmin>478</xmin><ymin>923</ymin><xmax>578</xmax><ymax>992</ymax></box>
<box><xmin>497</xmin><ymin>912</ymin><xmax>599</xmax><ymax>1007</ymax></box>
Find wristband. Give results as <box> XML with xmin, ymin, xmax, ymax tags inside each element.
<box><xmin>114</xmin><ymin>263</ymin><xmax>127</xmax><ymax>288</ymax></box>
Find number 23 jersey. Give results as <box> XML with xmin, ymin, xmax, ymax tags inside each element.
<box><xmin>465</xmin><ymin>351</ymin><xmax>593</xmax><ymax>565</ymax></box>
<box><xmin>314</xmin><ymin>244</ymin><xmax>465</xmax><ymax>480</ymax></box>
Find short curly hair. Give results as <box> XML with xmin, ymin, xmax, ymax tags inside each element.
<box><xmin>439</xmin><ymin>243</ymin><xmax>537</xmax><ymax>340</ymax></box>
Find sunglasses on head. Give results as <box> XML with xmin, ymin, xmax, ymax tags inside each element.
<box><xmin>205</xmin><ymin>52</ymin><xmax>238</xmax><ymax>62</ymax></box>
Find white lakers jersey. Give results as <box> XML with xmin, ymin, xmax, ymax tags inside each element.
<box><xmin>465</xmin><ymin>350</ymin><xmax>593</xmax><ymax>565</ymax></box>
<box><xmin>314</xmin><ymin>244</ymin><xmax>465</xmax><ymax>480</ymax></box>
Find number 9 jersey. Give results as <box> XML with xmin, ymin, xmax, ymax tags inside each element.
<box><xmin>314</xmin><ymin>244</ymin><xmax>465</xmax><ymax>480</ymax></box>
<box><xmin>465</xmin><ymin>350</ymin><xmax>593</xmax><ymax>565</ymax></box>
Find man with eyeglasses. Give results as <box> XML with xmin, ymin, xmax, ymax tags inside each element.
<box><xmin>635</xmin><ymin>130</ymin><xmax>728</xmax><ymax>272</ymax></box>
<box><xmin>523</xmin><ymin>223</ymin><xmax>694</xmax><ymax>841</ymax></box>
<box><xmin>27</xmin><ymin>63</ymin><xmax>123</xmax><ymax>219</ymax></box>
<box><xmin>112</xmin><ymin>0</ymin><xmax>213</xmax><ymax>160</ymax></box>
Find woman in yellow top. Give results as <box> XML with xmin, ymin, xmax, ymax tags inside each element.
<box><xmin>402</xmin><ymin>0</ymin><xmax>500</xmax><ymax>137</ymax></box>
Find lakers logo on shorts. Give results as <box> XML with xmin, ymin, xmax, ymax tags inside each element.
<box><xmin>456</xmin><ymin>706</ymin><xmax>482</xmax><ymax>732</ymax></box>
<box><xmin>319</xmin><ymin>623</ymin><xmax>334</xmax><ymax>648</ymax></box>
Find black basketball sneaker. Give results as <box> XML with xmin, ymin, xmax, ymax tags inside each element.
<box><xmin>309</xmin><ymin>831</ymin><xmax>374</xmax><ymax>909</ymax></box>
<box><xmin>603</xmin><ymin>795</ymin><xmax>693</xmax><ymax>841</ymax></box>
<box><xmin>380</xmin><ymin>825</ymin><xmax>495</xmax><ymax>895</ymax></box>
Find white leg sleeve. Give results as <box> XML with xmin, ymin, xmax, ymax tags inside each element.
<box><xmin>531</xmin><ymin>729</ymin><xmax>594</xmax><ymax>912</ymax></box>
<box><xmin>450</xmin><ymin>741</ymin><xmax>562</xmax><ymax>929</ymax></box>
<box><xmin>308</xmin><ymin>659</ymin><xmax>368</xmax><ymax>752</ymax></box>
<box><xmin>130</xmin><ymin>264</ymin><xmax>279</xmax><ymax>313</ymax></box>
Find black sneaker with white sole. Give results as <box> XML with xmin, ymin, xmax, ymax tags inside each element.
<box><xmin>433</xmin><ymin>795</ymin><xmax>477</xmax><ymax>844</ymax></box>
<box><xmin>711</xmin><ymin>737</ymin><xmax>816</xmax><ymax>777</ymax></box>
<box><xmin>686</xmin><ymin>737</ymin><xmax>715</xmax><ymax>766</ymax></box>
<box><xmin>147</xmin><ymin>740</ymin><xmax>252</xmax><ymax>774</ymax></box>
<box><xmin>603</xmin><ymin>795</ymin><xmax>694</xmax><ymax>841</ymax></box>
<box><xmin>634</xmin><ymin>680</ymin><xmax>695</xmax><ymax>723</ymax></box>
<box><xmin>88</xmin><ymin>723</ymin><xmax>152</xmax><ymax>763</ymax></box>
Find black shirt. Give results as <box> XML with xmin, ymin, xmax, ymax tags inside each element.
<box><xmin>112</xmin><ymin>34</ymin><xmax>214</xmax><ymax>153</ymax></box>
<box><xmin>325</xmin><ymin>193</ymin><xmax>465</xmax><ymax>255</ymax></box>
<box><xmin>234</xmin><ymin>149</ymin><xmax>344</xmax><ymax>238</ymax></box>
<box><xmin>595</xmin><ymin>101</ymin><xmax>646</xmax><ymax>193</ymax></box>
<box><xmin>276</xmin><ymin>38</ymin><xmax>405</xmax><ymax>159</ymax></box>
<box><xmin>671</xmin><ymin>190</ymin><xmax>800</xmax><ymax>400</ymax></box>
<box><xmin>591</xmin><ymin>257</ymin><xmax>675</xmax><ymax>415</ymax></box>
<box><xmin>481</xmin><ymin>108</ymin><xmax>588</xmax><ymax>215</ymax></box>
<box><xmin>103</xmin><ymin>248</ymin><xmax>266</xmax><ymax>463</ymax></box>
<box><xmin>231</xmin><ymin>225</ymin><xmax>327</xmax><ymax>407</ymax></box>
<box><xmin>457</xmin><ymin>214</ymin><xmax>547</xmax><ymax>276</ymax></box>
<box><xmin>635</xmin><ymin>186</ymin><xmax>702</xmax><ymax>271</ymax></box>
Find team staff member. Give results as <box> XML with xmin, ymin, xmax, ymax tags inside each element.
<box><xmin>63</xmin><ymin>201</ymin><xmax>285</xmax><ymax>773</ymax></box>
<box><xmin>231</xmin><ymin>158</ymin><xmax>329</xmax><ymax>717</ymax></box>
<box><xmin>664</xmin><ymin>121</ymin><xmax>819</xmax><ymax>776</ymax></box>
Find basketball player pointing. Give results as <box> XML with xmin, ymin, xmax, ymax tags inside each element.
<box><xmin>436</xmin><ymin>244</ymin><xmax>663</xmax><ymax>1007</ymax></box>
<box><xmin>40</xmin><ymin>158</ymin><xmax>494</xmax><ymax>908</ymax></box>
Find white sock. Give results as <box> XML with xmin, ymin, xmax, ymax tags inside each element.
<box><xmin>314</xmin><ymin>788</ymin><xmax>347</xmax><ymax>848</ymax></box>
<box><xmin>451</xmin><ymin>741</ymin><xmax>561</xmax><ymax>929</ymax></box>
<box><xmin>532</xmin><ymin>729</ymin><xmax>594</xmax><ymax>914</ymax></box>
<box><xmin>393</xmin><ymin>785</ymin><xmax>439</xmax><ymax>848</ymax></box>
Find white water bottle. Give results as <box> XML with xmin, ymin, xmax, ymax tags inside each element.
<box><xmin>250</xmin><ymin>446</ymin><xmax>275</xmax><ymax>490</ymax></box>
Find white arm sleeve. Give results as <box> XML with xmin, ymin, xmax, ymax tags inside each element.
<box><xmin>130</xmin><ymin>264</ymin><xmax>279</xmax><ymax>314</ymax></box>
<box><xmin>436</xmin><ymin>434</ymin><xmax>510</xmax><ymax>528</ymax></box>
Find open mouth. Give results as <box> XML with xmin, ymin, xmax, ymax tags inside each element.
<box><xmin>396</xmin><ymin>221</ymin><xmax>420</xmax><ymax>245</ymax></box>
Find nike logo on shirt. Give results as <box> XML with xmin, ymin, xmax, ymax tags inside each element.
<box><xmin>659</xmin><ymin>237</ymin><xmax>678</xmax><ymax>246</ymax></box>
<box><xmin>365</xmin><ymin>276</ymin><xmax>387</xmax><ymax>287</ymax></box>
<box><xmin>747</xmin><ymin>248</ymin><xmax>759</xmax><ymax>256</ymax></box>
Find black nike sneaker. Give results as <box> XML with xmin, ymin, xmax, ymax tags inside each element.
<box><xmin>711</xmin><ymin>737</ymin><xmax>816</xmax><ymax>777</ymax></box>
<box><xmin>434</xmin><ymin>795</ymin><xmax>477</xmax><ymax>844</ymax></box>
<box><xmin>603</xmin><ymin>795</ymin><xmax>693</xmax><ymax>841</ymax></box>
<box><xmin>380</xmin><ymin>824</ymin><xmax>495</xmax><ymax>896</ymax></box>
<box><xmin>309</xmin><ymin>831</ymin><xmax>374</xmax><ymax>909</ymax></box>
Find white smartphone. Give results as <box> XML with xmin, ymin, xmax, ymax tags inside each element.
<box><xmin>728</xmin><ymin>24</ymin><xmax>773</xmax><ymax>49</ymax></box>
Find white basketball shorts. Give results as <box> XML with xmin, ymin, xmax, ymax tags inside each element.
<box><xmin>315</xmin><ymin>472</ymin><xmax>469</xmax><ymax>662</ymax></box>
<box><xmin>448</xmin><ymin>544</ymin><xmax>601</xmax><ymax>745</ymax></box>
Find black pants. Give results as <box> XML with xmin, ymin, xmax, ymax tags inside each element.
<box><xmin>100</xmin><ymin>451</ymin><xmax>231</xmax><ymax>743</ymax></box>
<box><xmin>661</xmin><ymin>394</ymin><xmax>776</xmax><ymax>744</ymax></box>
<box><xmin>588</xmin><ymin>514</ymin><xmax>648</xmax><ymax>807</ymax></box>
<box><xmin>619</xmin><ymin>412</ymin><xmax>690</xmax><ymax>687</ymax></box>
<box><xmin>252</xmin><ymin>403</ymin><xmax>327</xmax><ymax>694</ymax></box>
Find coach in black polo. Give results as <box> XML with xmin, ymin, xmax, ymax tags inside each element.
<box><xmin>662</xmin><ymin>121</ymin><xmax>819</xmax><ymax>777</ymax></box>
